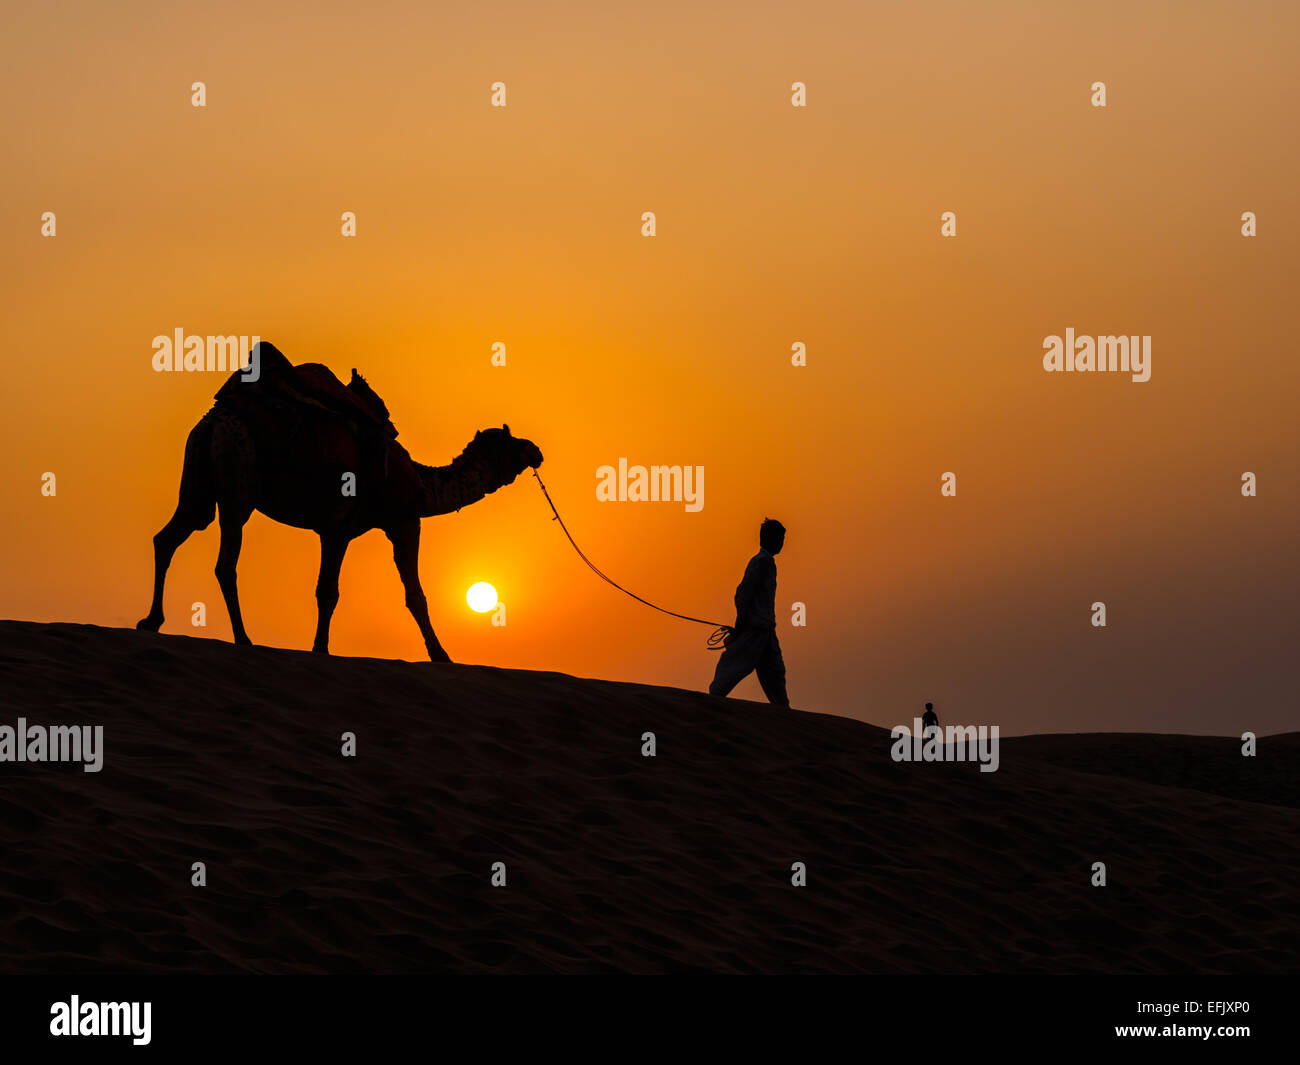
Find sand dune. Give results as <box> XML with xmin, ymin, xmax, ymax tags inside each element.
<box><xmin>0</xmin><ymin>620</ymin><xmax>1296</xmax><ymax>974</ymax></box>
<box><xmin>1002</xmin><ymin>732</ymin><xmax>1300</xmax><ymax>810</ymax></box>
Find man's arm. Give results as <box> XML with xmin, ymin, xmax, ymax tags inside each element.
<box><xmin>732</xmin><ymin>555</ymin><xmax>774</xmax><ymax>629</ymax></box>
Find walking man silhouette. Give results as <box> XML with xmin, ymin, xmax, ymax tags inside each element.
<box><xmin>709</xmin><ymin>518</ymin><xmax>789</xmax><ymax>707</ymax></box>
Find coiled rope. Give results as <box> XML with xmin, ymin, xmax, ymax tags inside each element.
<box><xmin>532</xmin><ymin>469</ymin><xmax>732</xmax><ymax>650</ymax></box>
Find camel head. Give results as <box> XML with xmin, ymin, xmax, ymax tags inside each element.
<box><xmin>471</xmin><ymin>424</ymin><xmax>544</xmax><ymax>485</ymax></box>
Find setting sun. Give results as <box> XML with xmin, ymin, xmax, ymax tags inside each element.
<box><xmin>466</xmin><ymin>582</ymin><xmax>498</xmax><ymax>614</ymax></box>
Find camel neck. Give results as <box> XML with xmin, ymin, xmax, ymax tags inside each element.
<box><xmin>416</xmin><ymin>448</ymin><xmax>496</xmax><ymax>516</ymax></box>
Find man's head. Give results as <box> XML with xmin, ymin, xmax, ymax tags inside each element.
<box><xmin>760</xmin><ymin>518</ymin><xmax>786</xmax><ymax>555</ymax></box>
<box><xmin>925</xmin><ymin>702</ymin><xmax>933</xmax><ymax>712</ymax></box>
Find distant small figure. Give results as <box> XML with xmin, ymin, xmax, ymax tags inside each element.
<box><xmin>708</xmin><ymin>519</ymin><xmax>789</xmax><ymax>707</ymax></box>
<box><xmin>921</xmin><ymin>702</ymin><xmax>939</xmax><ymax>735</ymax></box>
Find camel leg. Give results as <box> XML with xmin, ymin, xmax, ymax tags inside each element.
<box><xmin>312</xmin><ymin>533</ymin><xmax>349</xmax><ymax>653</ymax></box>
<box><xmin>138</xmin><ymin>419</ymin><xmax>217</xmax><ymax>633</ymax></box>
<box><xmin>137</xmin><ymin>504</ymin><xmax>211</xmax><ymax>632</ymax></box>
<box><xmin>215</xmin><ymin>506</ymin><xmax>254</xmax><ymax>646</ymax></box>
<box><xmin>387</xmin><ymin>521</ymin><xmax>451</xmax><ymax>663</ymax></box>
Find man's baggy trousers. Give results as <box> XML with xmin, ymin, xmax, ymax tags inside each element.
<box><xmin>709</xmin><ymin>625</ymin><xmax>789</xmax><ymax>707</ymax></box>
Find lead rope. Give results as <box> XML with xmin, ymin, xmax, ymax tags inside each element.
<box><xmin>532</xmin><ymin>470</ymin><xmax>732</xmax><ymax>651</ymax></box>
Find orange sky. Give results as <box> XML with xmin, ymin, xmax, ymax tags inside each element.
<box><xmin>2</xmin><ymin>0</ymin><xmax>1297</xmax><ymax>735</ymax></box>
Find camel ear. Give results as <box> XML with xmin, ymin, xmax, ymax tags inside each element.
<box><xmin>503</xmin><ymin>423</ymin><xmax>511</xmax><ymax>435</ymax></box>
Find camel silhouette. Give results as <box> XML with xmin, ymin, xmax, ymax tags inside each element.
<box><xmin>137</xmin><ymin>342</ymin><xmax>543</xmax><ymax>662</ymax></box>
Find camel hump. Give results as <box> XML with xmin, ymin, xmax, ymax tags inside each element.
<box><xmin>347</xmin><ymin>368</ymin><xmax>393</xmax><ymax>426</ymax></box>
<box><xmin>213</xmin><ymin>340</ymin><xmax>293</xmax><ymax>403</ymax></box>
<box><xmin>256</xmin><ymin>340</ymin><xmax>292</xmax><ymax>376</ymax></box>
<box><xmin>296</xmin><ymin>364</ymin><xmax>398</xmax><ymax>438</ymax></box>
<box><xmin>215</xmin><ymin>344</ymin><xmax>399</xmax><ymax>439</ymax></box>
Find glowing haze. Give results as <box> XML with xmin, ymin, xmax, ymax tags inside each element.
<box><xmin>2</xmin><ymin>1</ymin><xmax>1297</xmax><ymax>735</ymax></box>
